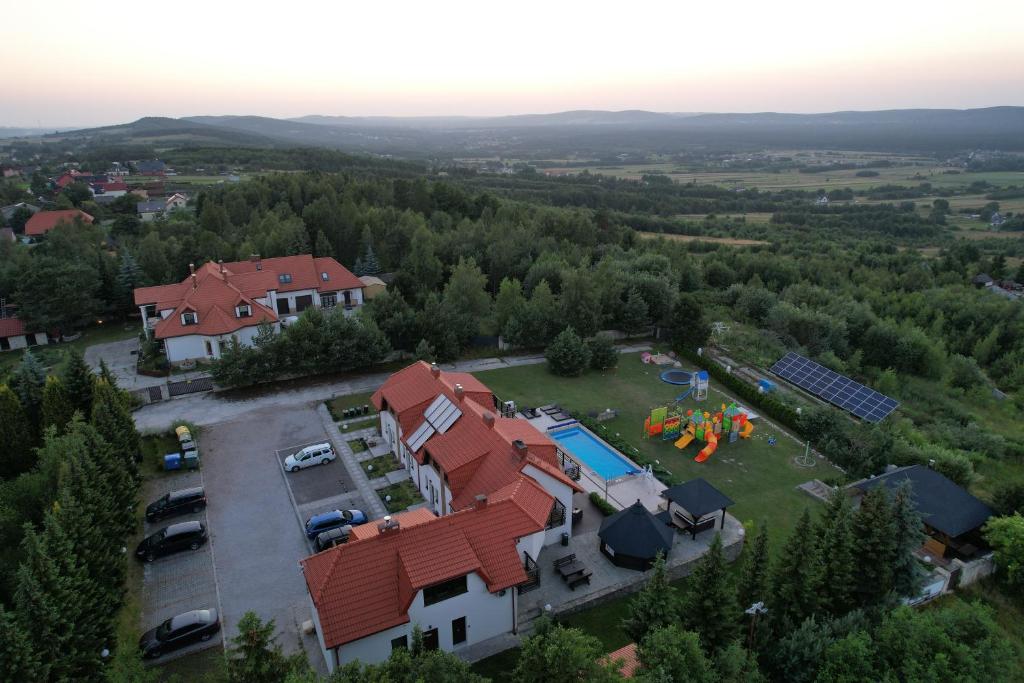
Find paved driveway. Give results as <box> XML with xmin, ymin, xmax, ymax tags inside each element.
<box><xmin>85</xmin><ymin>338</ymin><xmax>168</xmax><ymax>390</ymax></box>
<box><xmin>198</xmin><ymin>404</ymin><xmax>335</xmax><ymax>673</ymax></box>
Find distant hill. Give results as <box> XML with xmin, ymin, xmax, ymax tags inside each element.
<box><xmin>0</xmin><ymin>126</ymin><xmax>81</xmax><ymax>139</ymax></box>
<box><xmin>15</xmin><ymin>107</ymin><xmax>1024</xmax><ymax>157</ymax></box>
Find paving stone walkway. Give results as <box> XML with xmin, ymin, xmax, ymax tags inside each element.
<box><xmin>317</xmin><ymin>406</ymin><xmax>388</xmax><ymax>519</ymax></box>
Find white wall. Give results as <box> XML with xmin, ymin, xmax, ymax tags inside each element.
<box><xmin>163</xmin><ymin>324</ymin><xmax>265</xmax><ymax>363</ymax></box>
<box><xmin>336</xmin><ymin>622</ymin><xmax>408</xmax><ymax>669</ymax></box>
<box><xmin>522</xmin><ymin>464</ymin><xmax>575</xmax><ymax>545</ymax></box>
<box><xmin>517</xmin><ymin>529</ymin><xmax>545</xmax><ymax>564</ymax></box>
<box><xmin>421</xmin><ymin>464</ymin><xmax>444</xmax><ymax>515</ymax></box>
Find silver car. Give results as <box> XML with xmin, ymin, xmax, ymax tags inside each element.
<box><xmin>283</xmin><ymin>442</ymin><xmax>336</xmax><ymax>472</ymax></box>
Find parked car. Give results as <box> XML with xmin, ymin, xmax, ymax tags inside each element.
<box><xmin>305</xmin><ymin>509</ymin><xmax>367</xmax><ymax>539</ymax></box>
<box><xmin>146</xmin><ymin>487</ymin><xmax>206</xmax><ymax>523</ymax></box>
<box><xmin>284</xmin><ymin>443</ymin><xmax>336</xmax><ymax>472</ymax></box>
<box><xmin>139</xmin><ymin>608</ymin><xmax>220</xmax><ymax>659</ymax></box>
<box><xmin>314</xmin><ymin>525</ymin><xmax>353</xmax><ymax>552</ymax></box>
<box><xmin>135</xmin><ymin>521</ymin><xmax>207</xmax><ymax>562</ymax></box>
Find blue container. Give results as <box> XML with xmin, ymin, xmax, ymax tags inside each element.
<box><xmin>164</xmin><ymin>453</ymin><xmax>182</xmax><ymax>471</ymax></box>
<box><xmin>758</xmin><ymin>379</ymin><xmax>776</xmax><ymax>393</ymax></box>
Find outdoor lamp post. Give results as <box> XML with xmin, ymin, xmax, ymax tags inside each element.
<box><xmin>745</xmin><ymin>601</ymin><xmax>768</xmax><ymax>650</ymax></box>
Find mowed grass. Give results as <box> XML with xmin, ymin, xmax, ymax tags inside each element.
<box><xmin>638</xmin><ymin>231</ymin><xmax>771</xmax><ymax>246</ymax></box>
<box><xmin>474</xmin><ymin>352</ymin><xmax>841</xmax><ymax>536</ymax></box>
<box><xmin>0</xmin><ymin>321</ymin><xmax>139</xmax><ymax>378</ymax></box>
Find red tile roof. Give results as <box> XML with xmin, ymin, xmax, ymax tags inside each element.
<box><xmin>133</xmin><ymin>256</ymin><xmax>362</xmax><ymax>340</ymax></box>
<box><xmin>0</xmin><ymin>316</ymin><xmax>27</xmax><ymax>338</ymax></box>
<box><xmin>24</xmin><ymin>209</ymin><xmax>94</xmax><ymax>236</ymax></box>
<box><xmin>348</xmin><ymin>508</ymin><xmax>437</xmax><ymax>542</ymax></box>
<box><xmin>302</xmin><ymin>476</ymin><xmax>552</xmax><ymax>649</ymax></box>
<box><xmin>602</xmin><ymin>643</ymin><xmax>640</xmax><ymax>678</ymax></box>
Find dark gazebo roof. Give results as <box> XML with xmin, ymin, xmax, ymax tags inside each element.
<box><xmin>598</xmin><ymin>501</ymin><xmax>674</xmax><ymax>559</ymax></box>
<box><xmin>662</xmin><ymin>478</ymin><xmax>735</xmax><ymax>518</ymax></box>
<box><xmin>853</xmin><ymin>465</ymin><xmax>993</xmax><ymax>539</ymax></box>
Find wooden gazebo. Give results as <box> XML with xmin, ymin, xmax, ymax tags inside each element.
<box><xmin>661</xmin><ymin>478</ymin><xmax>734</xmax><ymax>539</ymax></box>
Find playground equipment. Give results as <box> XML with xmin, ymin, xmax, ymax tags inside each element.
<box><xmin>658</xmin><ymin>368</ymin><xmax>709</xmax><ymax>403</ymax></box>
<box><xmin>643</xmin><ymin>401</ymin><xmax>754</xmax><ymax>463</ymax></box>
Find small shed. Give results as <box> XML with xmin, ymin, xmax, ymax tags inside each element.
<box><xmin>358</xmin><ymin>275</ymin><xmax>387</xmax><ymax>300</ymax></box>
<box><xmin>662</xmin><ymin>478</ymin><xmax>734</xmax><ymax>539</ymax></box>
<box><xmin>598</xmin><ymin>500</ymin><xmax>674</xmax><ymax>571</ymax></box>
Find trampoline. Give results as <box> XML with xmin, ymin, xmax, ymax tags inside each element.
<box><xmin>660</xmin><ymin>369</ymin><xmax>693</xmax><ymax>385</ymax></box>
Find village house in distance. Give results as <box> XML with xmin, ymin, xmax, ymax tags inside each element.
<box><xmin>133</xmin><ymin>254</ymin><xmax>364</xmax><ymax>364</ymax></box>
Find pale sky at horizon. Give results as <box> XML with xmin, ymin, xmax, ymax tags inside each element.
<box><xmin>2</xmin><ymin>0</ymin><xmax>1023</xmax><ymax>127</ymax></box>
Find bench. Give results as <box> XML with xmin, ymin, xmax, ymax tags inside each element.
<box><xmin>568</xmin><ymin>569</ymin><xmax>592</xmax><ymax>590</ymax></box>
<box><xmin>553</xmin><ymin>553</ymin><xmax>576</xmax><ymax>572</ymax></box>
<box><xmin>673</xmin><ymin>510</ymin><xmax>717</xmax><ymax>539</ymax></box>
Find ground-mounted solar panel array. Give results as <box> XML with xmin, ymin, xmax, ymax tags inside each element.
<box><xmin>769</xmin><ymin>352</ymin><xmax>899</xmax><ymax>423</ymax></box>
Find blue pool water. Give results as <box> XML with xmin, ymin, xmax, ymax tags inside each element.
<box><xmin>551</xmin><ymin>427</ymin><xmax>639</xmax><ymax>480</ymax></box>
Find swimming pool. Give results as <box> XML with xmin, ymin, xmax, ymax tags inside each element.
<box><xmin>551</xmin><ymin>427</ymin><xmax>639</xmax><ymax>480</ymax></box>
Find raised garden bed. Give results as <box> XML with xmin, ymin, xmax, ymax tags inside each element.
<box><xmin>347</xmin><ymin>438</ymin><xmax>368</xmax><ymax>454</ymax></box>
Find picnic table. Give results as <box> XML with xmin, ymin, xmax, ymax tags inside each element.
<box><xmin>553</xmin><ymin>553</ymin><xmax>593</xmax><ymax>590</ymax></box>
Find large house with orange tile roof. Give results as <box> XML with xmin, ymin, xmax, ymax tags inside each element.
<box><xmin>303</xmin><ymin>362</ymin><xmax>583</xmax><ymax>670</ymax></box>
<box><xmin>132</xmin><ymin>254</ymin><xmax>364</xmax><ymax>364</ymax></box>
<box><xmin>24</xmin><ymin>209</ymin><xmax>94</xmax><ymax>237</ymax></box>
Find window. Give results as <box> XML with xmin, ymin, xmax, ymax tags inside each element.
<box><xmin>321</xmin><ymin>272</ymin><xmax>330</xmax><ymax>281</ymax></box>
<box><xmin>235</xmin><ymin>304</ymin><xmax>251</xmax><ymax>318</ymax></box>
<box><xmin>390</xmin><ymin>635</ymin><xmax>408</xmax><ymax>651</ymax></box>
<box><xmin>320</xmin><ymin>293</ymin><xmax>337</xmax><ymax>309</ymax></box>
<box><xmin>452</xmin><ymin>617</ymin><xmax>467</xmax><ymax>645</ymax></box>
<box><xmin>182</xmin><ymin>311</ymin><xmax>198</xmax><ymax>326</ymax></box>
<box><xmin>278</xmin><ymin>273</ymin><xmax>292</xmax><ymax>284</ymax></box>
<box><xmin>204</xmin><ymin>340</ymin><xmax>213</xmax><ymax>356</ymax></box>
<box><xmin>423</xmin><ymin>575</ymin><xmax>468</xmax><ymax>606</ymax></box>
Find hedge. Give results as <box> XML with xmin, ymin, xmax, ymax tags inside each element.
<box><xmin>589</xmin><ymin>492</ymin><xmax>618</xmax><ymax>516</ymax></box>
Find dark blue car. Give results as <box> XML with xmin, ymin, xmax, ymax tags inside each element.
<box><xmin>305</xmin><ymin>509</ymin><xmax>368</xmax><ymax>539</ymax></box>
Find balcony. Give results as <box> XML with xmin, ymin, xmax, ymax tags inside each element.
<box><xmin>518</xmin><ymin>553</ymin><xmax>541</xmax><ymax>594</ymax></box>
<box><xmin>547</xmin><ymin>499</ymin><xmax>567</xmax><ymax>529</ymax></box>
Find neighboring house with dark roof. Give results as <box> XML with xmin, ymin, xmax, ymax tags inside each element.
<box><xmin>24</xmin><ymin>209</ymin><xmax>94</xmax><ymax>237</ymax></box>
<box><xmin>972</xmin><ymin>273</ymin><xmax>994</xmax><ymax>288</ymax></box>
<box><xmin>303</xmin><ymin>363</ymin><xmax>582</xmax><ymax>671</ymax></box>
<box><xmin>848</xmin><ymin>465</ymin><xmax>994</xmax><ymax>561</ymax></box>
<box><xmin>133</xmin><ymin>254</ymin><xmax>364</xmax><ymax>364</ymax></box>
<box><xmin>136</xmin><ymin>199</ymin><xmax>166</xmax><ymax>221</ymax></box>
<box><xmin>134</xmin><ymin>159</ymin><xmax>166</xmax><ymax>176</ymax></box>
<box><xmin>1</xmin><ymin>202</ymin><xmax>40</xmax><ymax>223</ymax></box>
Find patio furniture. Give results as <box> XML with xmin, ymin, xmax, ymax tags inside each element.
<box><xmin>540</xmin><ymin>404</ymin><xmax>562</xmax><ymax>416</ymax></box>
<box><xmin>567</xmin><ymin>569</ymin><xmax>593</xmax><ymax>590</ymax></box>
<box><xmin>553</xmin><ymin>553</ymin><xmax>576</xmax><ymax>572</ymax></box>
<box><xmin>662</xmin><ymin>479</ymin><xmax>735</xmax><ymax>540</ymax></box>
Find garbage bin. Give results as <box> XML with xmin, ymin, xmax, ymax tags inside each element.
<box><xmin>163</xmin><ymin>453</ymin><xmax>182</xmax><ymax>471</ymax></box>
<box><xmin>572</xmin><ymin>507</ymin><xmax>583</xmax><ymax>525</ymax></box>
<box><xmin>183</xmin><ymin>450</ymin><xmax>200</xmax><ymax>470</ymax></box>
<box><xmin>362</xmin><ymin>404</ymin><xmax>369</xmax><ymax>415</ymax></box>
<box><xmin>561</xmin><ymin>532</ymin><xmax>569</xmax><ymax>547</ymax></box>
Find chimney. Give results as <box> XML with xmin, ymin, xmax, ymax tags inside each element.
<box><xmin>474</xmin><ymin>494</ymin><xmax>488</xmax><ymax>510</ymax></box>
<box><xmin>482</xmin><ymin>411</ymin><xmax>495</xmax><ymax>429</ymax></box>
<box><xmin>218</xmin><ymin>259</ymin><xmax>225</xmax><ymax>275</ymax></box>
<box><xmin>377</xmin><ymin>515</ymin><xmax>401</xmax><ymax>533</ymax></box>
<box><xmin>250</xmin><ymin>253</ymin><xmax>262</xmax><ymax>271</ymax></box>
<box><xmin>189</xmin><ymin>262</ymin><xmax>195</xmax><ymax>275</ymax></box>
<box><xmin>454</xmin><ymin>383</ymin><xmax>464</xmax><ymax>402</ymax></box>
<box><xmin>512</xmin><ymin>439</ymin><xmax>527</xmax><ymax>459</ymax></box>
<box><xmin>191</xmin><ymin>273</ymin><xmax>198</xmax><ymax>291</ymax></box>
<box><xmin>430</xmin><ymin>363</ymin><xmax>440</xmax><ymax>379</ymax></box>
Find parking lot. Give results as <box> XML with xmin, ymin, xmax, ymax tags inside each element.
<box><xmin>138</xmin><ymin>403</ymin><xmax>376</xmax><ymax>674</ymax></box>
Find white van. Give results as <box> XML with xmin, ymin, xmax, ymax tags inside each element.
<box><xmin>283</xmin><ymin>443</ymin><xmax>336</xmax><ymax>472</ymax></box>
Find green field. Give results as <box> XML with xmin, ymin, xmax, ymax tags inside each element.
<box><xmin>475</xmin><ymin>352</ymin><xmax>841</xmax><ymax>535</ymax></box>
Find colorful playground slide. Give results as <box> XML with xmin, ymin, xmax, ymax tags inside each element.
<box><xmin>674</xmin><ymin>431</ymin><xmax>695</xmax><ymax>450</ymax></box>
<box><xmin>694</xmin><ymin>430</ymin><xmax>718</xmax><ymax>463</ymax></box>
<box><xmin>740</xmin><ymin>421</ymin><xmax>754</xmax><ymax>439</ymax></box>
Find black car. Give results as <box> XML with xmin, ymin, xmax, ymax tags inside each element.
<box><xmin>139</xmin><ymin>608</ymin><xmax>220</xmax><ymax>659</ymax></box>
<box><xmin>135</xmin><ymin>521</ymin><xmax>207</xmax><ymax>562</ymax></box>
<box><xmin>314</xmin><ymin>525</ymin><xmax>352</xmax><ymax>552</ymax></box>
<box><xmin>146</xmin><ymin>487</ymin><xmax>206</xmax><ymax>523</ymax></box>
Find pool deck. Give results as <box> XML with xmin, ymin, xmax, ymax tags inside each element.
<box><xmin>521</xmin><ymin>411</ymin><xmax>667</xmax><ymax>512</ymax></box>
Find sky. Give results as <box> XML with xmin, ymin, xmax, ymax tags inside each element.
<box><xmin>3</xmin><ymin>0</ymin><xmax>1023</xmax><ymax>127</ymax></box>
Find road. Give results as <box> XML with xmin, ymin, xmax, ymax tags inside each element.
<box><xmin>132</xmin><ymin>345</ymin><xmax>652</xmax><ymax>433</ymax></box>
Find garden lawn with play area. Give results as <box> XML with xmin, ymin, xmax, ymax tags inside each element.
<box><xmin>475</xmin><ymin>351</ymin><xmax>843</xmax><ymax>539</ymax></box>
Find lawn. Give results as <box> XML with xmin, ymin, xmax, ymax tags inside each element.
<box><xmin>361</xmin><ymin>453</ymin><xmax>401</xmax><ymax>477</ymax></box>
<box><xmin>327</xmin><ymin>391</ymin><xmax>376</xmax><ymax>421</ymax></box>
<box><xmin>376</xmin><ymin>480</ymin><xmax>422</xmax><ymax>513</ymax></box>
<box><xmin>0</xmin><ymin>321</ymin><xmax>139</xmax><ymax>378</ymax></box>
<box><xmin>475</xmin><ymin>352</ymin><xmax>842</xmax><ymax>537</ymax></box>
<box><xmin>347</xmin><ymin>437</ymin><xmax>368</xmax><ymax>454</ymax></box>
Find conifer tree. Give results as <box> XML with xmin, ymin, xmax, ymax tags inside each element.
<box><xmin>91</xmin><ymin>379</ymin><xmax>141</xmax><ymax>484</ymax></box>
<box><xmin>680</xmin><ymin>534</ymin><xmax>739</xmax><ymax>654</ymax></box>
<box><xmin>98</xmin><ymin>357</ymin><xmax>119</xmax><ymax>389</ymax></box>
<box><xmin>637</xmin><ymin>625</ymin><xmax>716</xmax><ymax>683</ymax></box>
<box><xmin>314</xmin><ymin>229</ymin><xmax>333</xmax><ymax>258</ymax></box>
<box><xmin>622</xmin><ymin>552</ymin><xmax>677</xmax><ymax>643</ymax></box>
<box><xmin>10</xmin><ymin>348</ymin><xmax>46</xmax><ymax>429</ymax></box>
<box><xmin>770</xmin><ymin>509</ymin><xmax>822</xmax><ymax>633</ymax></box>
<box><xmin>0</xmin><ymin>384</ymin><xmax>33</xmax><ymax>478</ymax></box>
<box><xmin>737</xmin><ymin>523</ymin><xmax>771</xmax><ymax>611</ymax></box>
<box><xmin>818</xmin><ymin>492</ymin><xmax>858</xmax><ymax>616</ymax></box>
<box><xmin>0</xmin><ymin>606</ymin><xmax>42</xmax><ymax>682</ymax></box>
<box><xmin>40</xmin><ymin>375</ymin><xmax>74</xmax><ymax>433</ymax></box>
<box><xmin>890</xmin><ymin>481</ymin><xmax>925</xmax><ymax>598</ymax></box>
<box><xmin>360</xmin><ymin>227</ymin><xmax>381</xmax><ymax>275</ymax></box>
<box><xmin>61</xmin><ymin>348</ymin><xmax>95</xmax><ymax>417</ymax></box>
<box><xmin>852</xmin><ymin>487</ymin><xmax>897</xmax><ymax>606</ymax></box>
<box><xmin>116</xmin><ymin>248</ymin><xmax>143</xmax><ymax>312</ymax></box>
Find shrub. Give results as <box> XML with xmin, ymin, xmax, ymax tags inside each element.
<box><xmin>545</xmin><ymin>327</ymin><xmax>591</xmax><ymax>377</ymax></box>
<box><xmin>588</xmin><ymin>336</ymin><xmax>619</xmax><ymax>370</ymax></box>
<box><xmin>589</xmin><ymin>491</ymin><xmax>618</xmax><ymax>516</ymax></box>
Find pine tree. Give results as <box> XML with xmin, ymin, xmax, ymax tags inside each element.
<box><xmin>41</xmin><ymin>375</ymin><xmax>74</xmax><ymax>433</ymax></box>
<box><xmin>680</xmin><ymin>534</ymin><xmax>739</xmax><ymax>654</ymax></box>
<box><xmin>61</xmin><ymin>348</ymin><xmax>95</xmax><ymax>417</ymax></box>
<box><xmin>16</xmin><ymin>515</ymin><xmax>104</xmax><ymax>681</ymax></box>
<box><xmin>227</xmin><ymin>612</ymin><xmax>309</xmax><ymax>683</ymax></box>
<box><xmin>0</xmin><ymin>606</ymin><xmax>43</xmax><ymax>682</ymax></box>
<box><xmin>770</xmin><ymin>509</ymin><xmax>822</xmax><ymax>633</ymax></box>
<box><xmin>622</xmin><ymin>552</ymin><xmax>677</xmax><ymax>643</ymax></box>
<box><xmin>91</xmin><ymin>380</ymin><xmax>142</xmax><ymax>486</ymax></box>
<box><xmin>619</xmin><ymin>286</ymin><xmax>651</xmax><ymax>335</ymax></box>
<box><xmin>353</xmin><ymin>256</ymin><xmax>365</xmax><ymax>276</ymax></box>
<box><xmin>890</xmin><ymin>481</ymin><xmax>926</xmax><ymax>598</ymax></box>
<box><xmin>116</xmin><ymin>248</ymin><xmax>142</xmax><ymax>312</ymax></box>
<box><xmin>314</xmin><ymin>229</ymin><xmax>333</xmax><ymax>258</ymax></box>
<box><xmin>361</xmin><ymin>227</ymin><xmax>381</xmax><ymax>275</ymax></box>
<box><xmin>0</xmin><ymin>384</ymin><xmax>33</xmax><ymax>478</ymax></box>
<box><xmin>414</xmin><ymin>338</ymin><xmax>436</xmax><ymax>362</ymax></box>
<box><xmin>98</xmin><ymin>357</ymin><xmax>119</xmax><ymax>389</ymax></box>
<box><xmin>852</xmin><ymin>487</ymin><xmax>897</xmax><ymax>607</ymax></box>
<box><xmin>818</xmin><ymin>492</ymin><xmax>858</xmax><ymax>616</ymax></box>
<box><xmin>10</xmin><ymin>348</ymin><xmax>46</xmax><ymax>430</ymax></box>
<box><xmin>737</xmin><ymin>523</ymin><xmax>771</xmax><ymax>610</ymax></box>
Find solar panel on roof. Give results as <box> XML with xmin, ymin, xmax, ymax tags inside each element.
<box><xmin>769</xmin><ymin>352</ymin><xmax>898</xmax><ymax>423</ymax></box>
<box><xmin>406</xmin><ymin>394</ymin><xmax>464</xmax><ymax>452</ymax></box>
